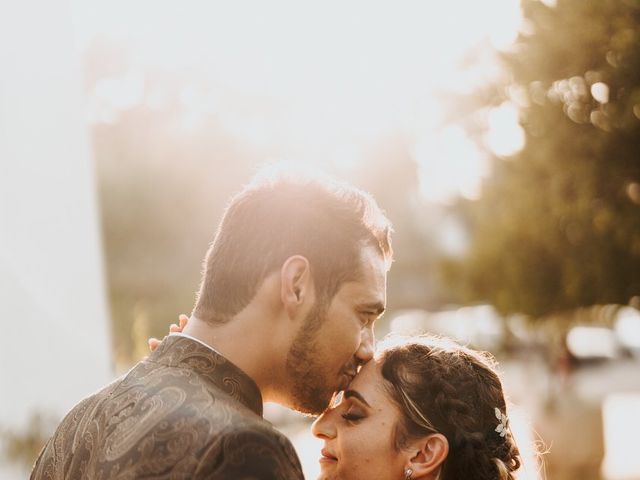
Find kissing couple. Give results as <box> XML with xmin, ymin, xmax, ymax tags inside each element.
<box><xmin>32</xmin><ymin>170</ymin><xmax>522</xmax><ymax>480</ymax></box>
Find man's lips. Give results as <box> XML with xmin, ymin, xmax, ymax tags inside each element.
<box><xmin>343</xmin><ymin>368</ymin><xmax>357</xmax><ymax>378</ymax></box>
<box><xmin>343</xmin><ymin>371</ymin><xmax>357</xmax><ymax>381</ymax></box>
<box><xmin>339</xmin><ymin>371</ymin><xmax>356</xmax><ymax>390</ymax></box>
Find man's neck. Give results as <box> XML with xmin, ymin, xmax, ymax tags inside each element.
<box><xmin>181</xmin><ymin>314</ymin><xmax>287</xmax><ymax>401</ymax></box>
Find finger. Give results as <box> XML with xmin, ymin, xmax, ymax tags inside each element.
<box><xmin>148</xmin><ymin>338</ymin><xmax>161</xmax><ymax>351</ymax></box>
<box><xmin>178</xmin><ymin>314</ymin><xmax>189</xmax><ymax>329</ymax></box>
<box><xmin>169</xmin><ymin>323</ymin><xmax>180</xmax><ymax>333</ymax></box>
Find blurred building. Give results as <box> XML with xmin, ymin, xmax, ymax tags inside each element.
<box><xmin>0</xmin><ymin>1</ymin><xmax>112</xmax><ymax>477</ymax></box>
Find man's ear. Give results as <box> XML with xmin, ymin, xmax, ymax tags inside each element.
<box><xmin>404</xmin><ymin>433</ymin><xmax>448</xmax><ymax>479</ymax></box>
<box><xmin>280</xmin><ymin>255</ymin><xmax>313</xmax><ymax>318</ymax></box>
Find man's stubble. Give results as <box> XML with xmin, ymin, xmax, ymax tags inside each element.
<box><xmin>285</xmin><ymin>300</ymin><xmax>337</xmax><ymax>415</ymax></box>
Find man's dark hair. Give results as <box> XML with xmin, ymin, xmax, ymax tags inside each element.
<box><xmin>193</xmin><ymin>169</ymin><xmax>393</xmax><ymax>324</ymax></box>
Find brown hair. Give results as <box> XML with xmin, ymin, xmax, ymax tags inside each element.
<box><xmin>379</xmin><ymin>336</ymin><xmax>521</xmax><ymax>480</ymax></box>
<box><xmin>193</xmin><ymin>169</ymin><xmax>393</xmax><ymax>324</ymax></box>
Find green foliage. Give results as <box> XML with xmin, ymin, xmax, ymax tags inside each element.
<box><xmin>95</xmin><ymin>107</ymin><xmax>257</xmax><ymax>366</ymax></box>
<box><xmin>445</xmin><ymin>0</ymin><xmax>640</xmax><ymax>317</ymax></box>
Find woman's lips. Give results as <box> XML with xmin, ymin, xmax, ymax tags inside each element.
<box><xmin>320</xmin><ymin>448</ymin><xmax>338</xmax><ymax>463</ymax></box>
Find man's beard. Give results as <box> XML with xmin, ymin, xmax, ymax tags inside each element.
<box><xmin>285</xmin><ymin>301</ymin><xmax>335</xmax><ymax>415</ymax></box>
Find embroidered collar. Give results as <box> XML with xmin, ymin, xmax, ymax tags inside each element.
<box><xmin>148</xmin><ymin>335</ymin><xmax>263</xmax><ymax>417</ymax></box>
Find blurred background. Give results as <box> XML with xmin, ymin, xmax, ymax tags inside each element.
<box><xmin>1</xmin><ymin>0</ymin><xmax>640</xmax><ymax>478</ymax></box>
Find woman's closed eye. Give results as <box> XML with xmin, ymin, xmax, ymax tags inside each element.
<box><xmin>341</xmin><ymin>409</ymin><xmax>365</xmax><ymax>423</ymax></box>
<box><xmin>340</xmin><ymin>390</ymin><xmax>371</xmax><ymax>423</ymax></box>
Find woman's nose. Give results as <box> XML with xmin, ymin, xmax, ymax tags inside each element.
<box><xmin>311</xmin><ymin>409</ymin><xmax>337</xmax><ymax>439</ymax></box>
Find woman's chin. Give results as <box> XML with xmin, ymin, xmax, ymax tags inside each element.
<box><xmin>316</xmin><ymin>473</ymin><xmax>337</xmax><ymax>480</ymax></box>
<box><xmin>317</xmin><ymin>461</ymin><xmax>338</xmax><ymax>480</ymax></box>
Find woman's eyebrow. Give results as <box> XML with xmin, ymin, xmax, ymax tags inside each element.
<box><xmin>344</xmin><ymin>389</ymin><xmax>371</xmax><ymax>408</ymax></box>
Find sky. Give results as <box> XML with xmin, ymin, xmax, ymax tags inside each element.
<box><xmin>71</xmin><ymin>0</ymin><xmax>526</xmax><ymax>203</ymax></box>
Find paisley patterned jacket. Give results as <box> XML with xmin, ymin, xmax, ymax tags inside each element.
<box><xmin>31</xmin><ymin>335</ymin><xmax>305</xmax><ymax>480</ymax></box>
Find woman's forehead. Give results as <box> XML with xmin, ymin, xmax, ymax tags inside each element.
<box><xmin>350</xmin><ymin>361</ymin><xmax>386</xmax><ymax>395</ymax></box>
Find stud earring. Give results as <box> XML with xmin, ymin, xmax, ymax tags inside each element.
<box><xmin>404</xmin><ymin>467</ymin><xmax>413</xmax><ymax>480</ymax></box>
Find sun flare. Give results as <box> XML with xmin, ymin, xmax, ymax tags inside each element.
<box><xmin>72</xmin><ymin>0</ymin><xmax>524</xmax><ymax>204</ymax></box>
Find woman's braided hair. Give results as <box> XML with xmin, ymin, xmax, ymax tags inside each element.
<box><xmin>378</xmin><ymin>336</ymin><xmax>521</xmax><ymax>480</ymax></box>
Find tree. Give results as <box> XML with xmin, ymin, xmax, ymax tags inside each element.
<box><xmin>444</xmin><ymin>0</ymin><xmax>640</xmax><ymax>318</ymax></box>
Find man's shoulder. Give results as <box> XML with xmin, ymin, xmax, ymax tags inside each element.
<box><xmin>33</xmin><ymin>354</ymin><xmax>304</xmax><ymax>480</ymax></box>
<box><xmin>196</xmin><ymin>422</ymin><xmax>304</xmax><ymax>480</ymax></box>
<box><xmin>108</xmin><ymin>365</ymin><xmax>304</xmax><ymax>479</ymax></box>
<box><xmin>219</xmin><ymin>418</ymin><xmax>300</xmax><ymax>457</ymax></box>
<box><xmin>33</xmin><ymin>372</ymin><xmax>303</xmax><ymax>480</ymax></box>
<box><xmin>114</xmin><ymin>358</ymin><xmax>257</xmax><ymax>415</ymax></box>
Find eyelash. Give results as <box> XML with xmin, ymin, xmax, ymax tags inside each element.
<box><xmin>341</xmin><ymin>412</ymin><xmax>364</xmax><ymax>423</ymax></box>
<box><xmin>360</xmin><ymin>313</ymin><xmax>375</xmax><ymax>325</ymax></box>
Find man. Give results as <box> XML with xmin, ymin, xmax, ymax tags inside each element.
<box><xmin>32</xmin><ymin>169</ymin><xmax>393</xmax><ymax>479</ymax></box>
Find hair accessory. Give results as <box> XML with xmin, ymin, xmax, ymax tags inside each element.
<box><xmin>404</xmin><ymin>467</ymin><xmax>413</xmax><ymax>480</ymax></box>
<box><xmin>494</xmin><ymin>407</ymin><xmax>509</xmax><ymax>437</ymax></box>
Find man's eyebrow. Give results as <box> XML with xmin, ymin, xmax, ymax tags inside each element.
<box><xmin>361</xmin><ymin>302</ymin><xmax>385</xmax><ymax>315</ymax></box>
<box><xmin>344</xmin><ymin>390</ymin><xmax>371</xmax><ymax>408</ymax></box>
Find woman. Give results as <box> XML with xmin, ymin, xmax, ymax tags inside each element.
<box><xmin>151</xmin><ymin>322</ymin><xmax>521</xmax><ymax>480</ymax></box>
<box><xmin>310</xmin><ymin>336</ymin><xmax>521</xmax><ymax>480</ymax></box>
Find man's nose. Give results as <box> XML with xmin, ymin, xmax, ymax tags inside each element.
<box><xmin>355</xmin><ymin>326</ymin><xmax>375</xmax><ymax>364</ymax></box>
<box><xmin>311</xmin><ymin>409</ymin><xmax>337</xmax><ymax>439</ymax></box>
